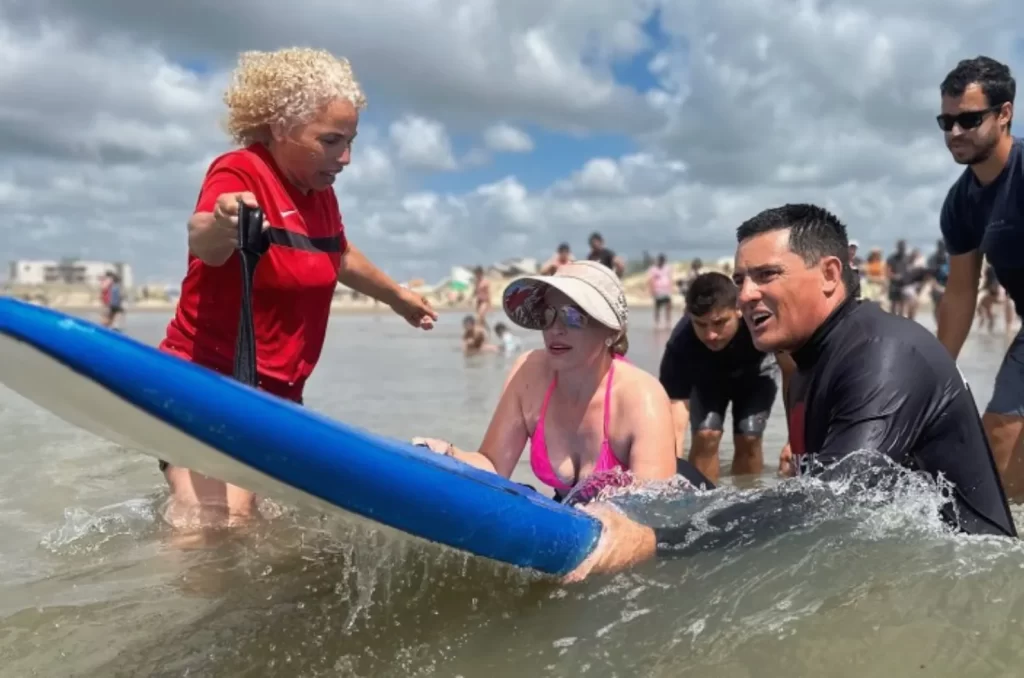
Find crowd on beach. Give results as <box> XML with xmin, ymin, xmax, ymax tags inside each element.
<box><xmin>457</xmin><ymin>229</ymin><xmax>1018</xmax><ymax>357</ymax></box>
<box><xmin>44</xmin><ymin>42</ymin><xmax>1022</xmax><ymax>587</ymax></box>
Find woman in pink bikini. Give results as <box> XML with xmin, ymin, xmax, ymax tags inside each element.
<box><xmin>413</xmin><ymin>261</ymin><xmax>679</xmax><ymax>501</ymax></box>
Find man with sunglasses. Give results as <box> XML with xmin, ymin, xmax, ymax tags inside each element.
<box><xmin>935</xmin><ymin>56</ymin><xmax>1024</xmax><ymax>500</ymax></box>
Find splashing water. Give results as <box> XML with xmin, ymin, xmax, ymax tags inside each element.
<box><xmin>40</xmin><ymin>498</ymin><xmax>160</xmax><ymax>555</ymax></box>
<box><xmin>11</xmin><ymin>445</ymin><xmax>1024</xmax><ymax>677</ymax></box>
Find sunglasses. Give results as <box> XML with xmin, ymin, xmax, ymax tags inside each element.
<box><xmin>542</xmin><ymin>304</ymin><xmax>590</xmax><ymax>329</ymax></box>
<box><xmin>935</xmin><ymin>105</ymin><xmax>1002</xmax><ymax>132</ymax></box>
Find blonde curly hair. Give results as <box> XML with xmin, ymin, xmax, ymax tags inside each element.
<box><xmin>223</xmin><ymin>47</ymin><xmax>368</xmax><ymax>147</ymax></box>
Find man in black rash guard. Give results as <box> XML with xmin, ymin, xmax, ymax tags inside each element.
<box><xmin>563</xmin><ymin>203</ymin><xmax>1017</xmax><ymax>583</ymax></box>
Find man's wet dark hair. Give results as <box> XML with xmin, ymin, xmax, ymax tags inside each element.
<box><xmin>685</xmin><ymin>272</ymin><xmax>738</xmax><ymax>317</ymax></box>
<box><xmin>941</xmin><ymin>56</ymin><xmax>1015</xmax><ymax>132</ymax></box>
<box><xmin>736</xmin><ymin>203</ymin><xmax>856</xmax><ymax>294</ymax></box>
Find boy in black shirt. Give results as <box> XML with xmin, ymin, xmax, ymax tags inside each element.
<box><xmin>659</xmin><ymin>272</ymin><xmax>778</xmax><ymax>484</ymax></box>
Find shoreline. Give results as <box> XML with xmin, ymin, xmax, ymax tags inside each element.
<box><xmin>10</xmin><ymin>295</ymin><xmax>676</xmax><ymax>316</ymax></box>
<box><xmin>4</xmin><ymin>291</ymin><xmax>943</xmax><ymax>316</ymax></box>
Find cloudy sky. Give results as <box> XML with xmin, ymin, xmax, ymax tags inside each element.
<box><xmin>3</xmin><ymin>1</ymin><xmax>1023</xmax><ymax>284</ymax></box>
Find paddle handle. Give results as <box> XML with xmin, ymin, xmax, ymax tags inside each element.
<box><xmin>234</xmin><ymin>199</ymin><xmax>266</xmax><ymax>387</ymax></box>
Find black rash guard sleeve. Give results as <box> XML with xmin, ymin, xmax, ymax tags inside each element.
<box><xmin>816</xmin><ymin>340</ymin><xmax>1014</xmax><ymax>537</ymax></box>
<box><xmin>651</xmin><ymin>455</ymin><xmax>895</xmax><ymax>558</ymax></box>
<box><xmin>812</xmin><ymin>339</ymin><xmax>923</xmax><ymax>469</ymax></box>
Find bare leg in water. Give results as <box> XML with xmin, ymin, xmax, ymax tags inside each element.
<box><xmin>162</xmin><ymin>464</ymin><xmax>258</xmax><ymax>528</ymax></box>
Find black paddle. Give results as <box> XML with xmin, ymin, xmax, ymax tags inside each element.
<box><xmin>234</xmin><ymin>198</ymin><xmax>268</xmax><ymax>387</ymax></box>
<box><xmin>157</xmin><ymin>200</ymin><xmax>267</xmax><ymax>474</ymax></box>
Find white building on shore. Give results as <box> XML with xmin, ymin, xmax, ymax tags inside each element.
<box><xmin>8</xmin><ymin>259</ymin><xmax>134</xmax><ymax>289</ymax></box>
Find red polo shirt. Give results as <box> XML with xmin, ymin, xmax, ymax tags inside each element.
<box><xmin>160</xmin><ymin>143</ymin><xmax>348</xmax><ymax>401</ymax></box>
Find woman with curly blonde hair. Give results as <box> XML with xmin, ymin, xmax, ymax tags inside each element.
<box><xmin>159</xmin><ymin>48</ymin><xmax>437</xmax><ymax>527</ymax></box>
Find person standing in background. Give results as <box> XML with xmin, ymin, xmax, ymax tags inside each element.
<box><xmin>934</xmin><ymin>55</ymin><xmax>1024</xmax><ymax>500</ymax></box>
<box><xmin>473</xmin><ymin>266</ymin><xmax>492</xmax><ymax>329</ymax></box>
<box><xmin>926</xmin><ymin>240</ymin><xmax>950</xmax><ymax>324</ymax></box>
<box><xmin>586</xmin><ymin>232</ymin><xmax>625</xmax><ymax>278</ymax></box>
<box><xmin>861</xmin><ymin>248</ymin><xmax>887</xmax><ymax>303</ymax></box>
<box><xmin>99</xmin><ymin>271</ymin><xmax>125</xmax><ymax>331</ymax></box>
<box><xmin>905</xmin><ymin>248</ymin><xmax>928</xmax><ymax>321</ymax></box>
<box><xmin>847</xmin><ymin>240</ymin><xmax>863</xmax><ymax>298</ymax></box>
<box><xmin>540</xmin><ymin>242</ymin><xmax>574</xmax><ymax>275</ymax></box>
<box><xmin>677</xmin><ymin>257</ymin><xmax>704</xmax><ymax>297</ymax></box>
<box><xmin>847</xmin><ymin>240</ymin><xmax>862</xmax><ymax>276</ymax></box>
<box><xmin>977</xmin><ymin>263</ymin><xmax>1012</xmax><ymax>334</ymax></box>
<box><xmin>647</xmin><ymin>253</ymin><xmax>674</xmax><ymax>328</ymax></box>
<box><xmin>886</xmin><ymin>239</ymin><xmax>912</xmax><ymax>316</ymax></box>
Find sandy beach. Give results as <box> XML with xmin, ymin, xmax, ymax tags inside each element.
<box><xmin>31</xmin><ymin>294</ymin><xmax>678</xmax><ymax>316</ymax></box>
<box><xmin>7</xmin><ymin>282</ymin><xmax>939</xmax><ymax>320</ymax></box>
<box><xmin>3</xmin><ymin>264</ymin><xmax>705</xmax><ymax>317</ymax></box>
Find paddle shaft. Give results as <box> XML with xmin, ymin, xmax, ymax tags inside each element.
<box><xmin>235</xmin><ymin>199</ymin><xmax>267</xmax><ymax>387</ymax></box>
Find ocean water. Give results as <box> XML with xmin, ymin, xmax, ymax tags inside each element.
<box><xmin>1</xmin><ymin>305</ymin><xmax>1022</xmax><ymax>677</ymax></box>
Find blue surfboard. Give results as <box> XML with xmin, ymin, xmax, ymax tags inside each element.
<box><xmin>0</xmin><ymin>297</ymin><xmax>600</xmax><ymax>575</ymax></box>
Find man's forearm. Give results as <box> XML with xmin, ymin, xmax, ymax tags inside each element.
<box><xmin>337</xmin><ymin>245</ymin><xmax>402</xmax><ymax>306</ymax></box>
<box><xmin>936</xmin><ymin>290</ymin><xmax>977</xmax><ymax>358</ymax></box>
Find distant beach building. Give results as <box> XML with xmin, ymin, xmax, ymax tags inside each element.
<box><xmin>487</xmin><ymin>258</ymin><xmax>538</xmax><ymax>277</ymax></box>
<box><xmin>8</xmin><ymin>258</ymin><xmax>134</xmax><ymax>289</ymax></box>
<box><xmin>448</xmin><ymin>266</ymin><xmax>475</xmax><ymax>293</ymax></box>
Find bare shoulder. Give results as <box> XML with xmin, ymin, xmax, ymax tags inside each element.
<box><xmin>613</xmin><ymin>360</ymin><xmax>671</xmax><ymax>408</ymax></box>
<box><xmin>502</xmin><ymin>348</ymin><xmax>547</xmax><ymax>391</ymax></box>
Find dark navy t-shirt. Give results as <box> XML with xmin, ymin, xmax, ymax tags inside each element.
<box><xmin>659</xmin><ymin>314</ymin><xmax>771</xmax><ymax>400</ymax></box>
<box><xmin>588</xmin><ymin>247</ymin><xmax>617</xmax><ymax>272</ymax></box>
<box><xmin>940</xmin><ymin>137</ymin><xmax>1024</xmax><ymax>317</ymax></box>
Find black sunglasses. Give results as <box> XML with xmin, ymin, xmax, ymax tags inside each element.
<box><xmin>935</xmin><ymin>105</ymin><xmax>1003</xmax><ymax>132</ymax></box>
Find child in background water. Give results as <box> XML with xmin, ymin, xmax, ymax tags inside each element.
<box><xmin>462</xmin><ymin>315</ymin><xmax>489</xmax><ymax>354</ymax></box>
<box><xmin>493</xmin><ymin>322</ymin><xmax>522</xmax><ymax>354</ymax></box>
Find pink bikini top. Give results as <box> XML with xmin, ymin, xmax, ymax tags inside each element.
<box><xmin>530</xmin><ymin>357</ymin><xmax>628</xmax><ymax>495</ymax></box>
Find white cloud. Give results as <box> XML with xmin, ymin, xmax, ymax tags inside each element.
<box><xmin>9</xmin><ymin>0</ymin><xmax>663</xmax><ymax>133</ymax></box>
<box><xmin>2</xmin><ymin>0</ymin><xmax>1023</xmax><ymax>287</ymax></box>
<box><xmin>460</xmin><ymin>147</ymin><xmax>492</xmax><ymax>167</ymax></box>
<box><xmin>483</xmin><ymin>123</ymin><xmax>534</xmax><ymax>153</ymax></box>
<box><xmin>388</xmin><ymin>115</ymin><xmax>457</xmax><ymax>171</ymax></box>
<box><xmin>569</xmin><ymin>158</ymin><xmax>627</xmax><ymax>194</ymax></box>
<box><xmin>476</xmin><ymin>177</ymin><xmax>538</xmax><ymax>227</ymax></box>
